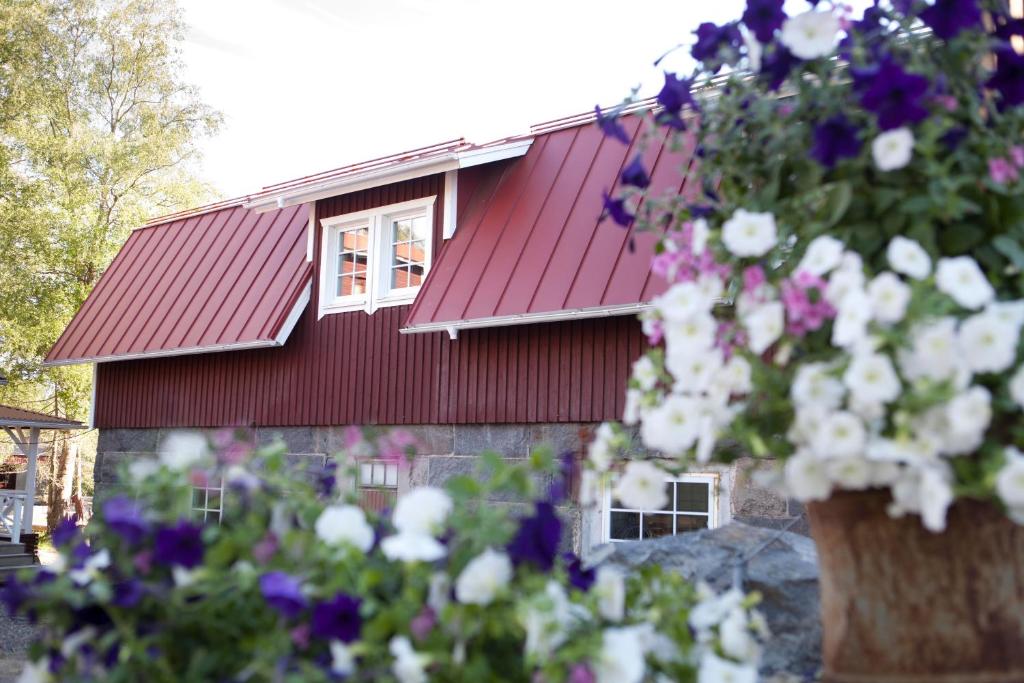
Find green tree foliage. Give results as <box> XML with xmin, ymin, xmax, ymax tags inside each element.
<box><xmin>0</xmin><ymin>0</ymin><xmax>220</xmax><ymax>417</ymax></box>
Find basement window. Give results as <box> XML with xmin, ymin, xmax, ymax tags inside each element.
<box><xmin>603</xmin><ymin>474</ymin><xmax>717</xmax><ymax>542</ymax></box>
<box><xmin>357</xmin><ymin>460</ymin><xmax>399</xmax><ymax>513</ymax></box>
<box><xmin>191</xmin><ymin>477</ymin><xmax>224</xmax><ymax>524</ymax></box>
<box><xmin>319</xmin><ymin>196</ymin><xmax>435</xmax><ymax>316</ymax></box>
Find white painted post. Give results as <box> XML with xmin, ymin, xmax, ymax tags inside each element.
<box><xmin>21</xmin><ymin>427</ymin><xmax>39</xmax><ymax>532</ymax></box>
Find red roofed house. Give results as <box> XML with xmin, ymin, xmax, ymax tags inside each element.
<box><xmin>46</xmin><ymin>106</ymin><xmax>803</xmax><ymax>554</ymax></box>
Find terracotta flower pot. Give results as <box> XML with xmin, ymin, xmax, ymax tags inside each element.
<box><xmin>807</xmin><ymin>489</ymin><xmax>1024</xmax><ymax>683</ymax></box>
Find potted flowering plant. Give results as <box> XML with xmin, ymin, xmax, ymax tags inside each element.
<box><xmin>591</xmin><ymin>0</ymin><xmax>1024</xmax><ymax>680</ymax></box>
<box><xmin>3</xmin><ymin>430</ymin><xmax>763</xmax><ymax>683</ymax></box>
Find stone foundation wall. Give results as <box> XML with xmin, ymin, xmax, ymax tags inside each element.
<box><xmin>96</xmin><ymin>424</ymin><xmax>807</xmax><ymax>555</ymax></box>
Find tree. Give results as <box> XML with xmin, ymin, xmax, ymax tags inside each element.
<box><xmin>0</xmin><ymin>0</ymin><xmax>221</xmax><ymax>525</ymax></box>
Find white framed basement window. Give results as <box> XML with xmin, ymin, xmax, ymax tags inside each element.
<box><xmin>191</xmin><ymin>477</ymin><xmax>224</xmax><ymax>524</ymax></box>
<box><xmin>602</xmin><ymin>473</ymin><xmax>718</xmax><ymax>542</ymax></box>
<box><xmin>319</xmin><ymin>196</ymin><xmax>435</xmax><ymax>316</ymax></box>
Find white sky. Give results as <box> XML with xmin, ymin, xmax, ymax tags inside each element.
<box><xmin>179</xmin><ymin>0</ymin><xmax>869</xmax><ymax>199</ymax></box>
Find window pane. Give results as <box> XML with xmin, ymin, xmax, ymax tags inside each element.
<box><xmin>676</xmin><ymin>515</ymin><xmax>709</xmax><ymax>533</ymax></box>
<box><xmin>207</xmin><ymin>488</ymin><xmax>221</xmax><ymax>511</ymax></box>
<box><xmin>360</xmin><ymin>463</ymin><xmax>373</xmax><ymax>485</ymax></box>
<box><xmin>371</xmin><ymin>463</ymin><xmax>386</xmax><ymax>486</ymax></box>
<box><xmin>609</xmin><ymin>511</ymin><xmax>640</xmax><ymax>540</ymax></box>
<box><xmin>677</xmin><ymin>482</ymin><xmax>710</xmax><ymax>513</ymax></box>
<box><xmin>385</xmin><ymin>463</ymin><xmax>398</xmax><ymax>487</ymax></box>
<box><xmin>192</xmin><ymin>488</ymin><xmax>205</xmax><ymax>508</ymax></box>
<box><xmin>642</xmin><ymin>513</ymin><xmax>674</xmax><ymax>539</ymax></box>
<box><xmin>341</xmin><ymin>228</ymin><xmax>369</xmax><ymax>251</ymax></box>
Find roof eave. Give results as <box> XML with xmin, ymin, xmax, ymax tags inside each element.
<box><xmin>1</xmin><ymin>420</ymin><xmax>86</xmax><ymax>430</ymax></box>
<box><xmin>400</xmin><ymin>302</ymin><xmax>652</xmax><ymax>339</ymax></box>
<box><xmin>244</xmin><ymin>139</ymin><xmax>533</xmax><ymax>214</ymax></box>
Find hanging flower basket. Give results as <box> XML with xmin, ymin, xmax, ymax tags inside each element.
<box><xmin>588</xmin><ymin>0</ymin><xmax>1024</xmax><ymax>678</ymax></box>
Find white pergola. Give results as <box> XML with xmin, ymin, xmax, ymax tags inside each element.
<box><xmin>0</xmin><ymin>404</ymin><xmax>85</xmax><ymax>543</ymax></box>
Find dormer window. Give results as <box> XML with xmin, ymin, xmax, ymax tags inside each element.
<box><xmin>319</xmin><ymin>196</ymin><xmax>435</xmax><ymax>316</ymax></box>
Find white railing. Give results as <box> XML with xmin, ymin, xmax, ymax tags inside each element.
<box><xmin>0</xmin><ymin>492</ymin><xmax>25</xmax><ymax>544</ymax></box>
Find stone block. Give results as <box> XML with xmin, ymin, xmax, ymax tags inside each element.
<box><xmin>452</xmin><ymin>425</ymin><xmax>530</xmax><ymax>457</ymax></box>
<box><xmin>425</xmin><ymin>455</ymin><xmax>554</xmax><ymax>502</ymax></box>
<box><xmin>732</xmin><ymin>458</ymin><xmax>788</xmax><ymax>518</ymax></box>
<box><xmin>528</xmin><ymin>423</ymin><xmax>588</xmax><ymax>456</ymax></box>
<box><xmin>98</xmin><ymin>428</ymin><xmax>161</xmax><ymax>453</ymax></box>
<box><xmin>256</xmin><ymin>427</ymin><xmax>318</xmax><ymax>453</ymax></box>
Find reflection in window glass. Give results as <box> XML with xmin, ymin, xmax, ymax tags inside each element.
<box><xmin>607</xmin><ymin>477</ymin><xmax>714</xmax><ymax>541</ymax></box>
<box><xmin>389</xmin><ymin>214</ymin><xmax>427</xmax><ymax>291</ymax></box>
<box><xmin>337</xmin><ymin>225</ymin><xmax>370</xmax><ymax>297</ymax></box>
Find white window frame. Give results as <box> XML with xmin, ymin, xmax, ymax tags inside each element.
<box><xmin>191</xmin><ymin>476</ymin><xmax>225</xmax><ymax>524</ymax></box>
<box><xmin>602</xmin><ymin>473</ymin><xmax>718</xmax><ymax>543</ymax></box>
<box><xmin>319</xmin><ymin>196</ymin><xmax>436</xmax><ymax>317</ymax></box>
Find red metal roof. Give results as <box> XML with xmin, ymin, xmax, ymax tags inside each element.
<box><xmin>45</xmin><ymin>204</ymin><xmax>312</xmax><ymax>365</ymax></box>
<box><xmin>0</xmin><ymin>405</ymin><xmax>84</xmax><ymax>429</ymax></box>
<box><xmin>402</xmin><ymin>112</ymin><xmax>700</xmax><ymax>334</ymax></box>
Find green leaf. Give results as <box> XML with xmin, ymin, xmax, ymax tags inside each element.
<box><xmin>993</xmin><ymin>235</ymin><xmax>1024</xmax><ymax>271</ymax></box>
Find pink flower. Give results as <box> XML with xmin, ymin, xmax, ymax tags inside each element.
<box><xmin>219</xmin><ymin>442</ymin><xmax>250</xmax><ymax>466</ymax></box>
<box><xmin>188</xmin><ymin>469</ymin><xmax>210</xmax><ymax>488</ymax></box>
<box><xmin>410</xmin><ymin>607</ymin><xmax>436</xmax><ymax>641</ymax></box>
<box><xmin>252</xmin><ymin>533</ymin><xmax>279</xmax><ymax>564</ymax></box>
<box><xmin>290</xmin><ymin>624</ymin><xmax>311</xmax><ymax>649</ymax></box>
<box><xmin>568</xmin><ymin>664</ymin><xmax>596</xmax><ymax>683</ymax></box>
<box><xmin>343</xmin><ymin>426</ymin><xmax>364</xmax><ymax>450</ymax></box>
<box><xmin>132</xmin><ymin>550</ymin><xmax>153</xmax><ymax>574</ymax></box>
<box><xmin>932</xmin><ymin>94</ymin><xmax>958</xmax><ymax>112</ymax></box>
<box><xmin>1011</xmin><ymin>146</ymin><xmax>1024</xmax><ymax>168</ymax></box>
<box><xmin>780</xmin><ymin>271</ymin><xmax>835</xmax><ymax>337</ymax></box>
<box><xmin>742</xmin><ymin>264</ymin><xmax>767</xmax><ymax>294</ymax></box>
<box><xmin>989</xmin><ymin>157</ymin><xmax>1020</xmax><ymax>185</ymax></box>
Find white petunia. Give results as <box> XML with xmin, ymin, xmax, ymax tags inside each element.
<box><xmin>594</xmin><ymin>565</ymin><xmax>626</xmax><ymax>622</ymax></box>
<box><xmin>640</xmin><ymin>394</ymin><xmax>703</xmax><ymax>454</ymax></box>
<box><xmin>872</xmin><ymin>128</ymin><xmax>915</xmax><ymax>171</ymax></box>
<box><xmin>798</xmin><ymin>235</ymin><xmax>845</xmax><ymax>276</ymax></box>
<box><xmin>946</xmin><ymin>386</ymin><xmax>992</xmax><ymax>441</ymax></box>
<box><xmin>128</xmin><ymin>459</ymin><xmax>160</xmax><ymax>483</ymax></box>
<box><xmin>742</xmin><ymin>301</ymin><xmax>785</xmax><ymax>354</ymax></box>
<box><xmin>813</xmin><ymin>411</ymin><xmax>867</xmax><ymax>459</ymax></box>
<box><xmin>15</xmin><ymin>659</ymin><xmax>50</xmax><ymax>683</ymax></box>
<box><xmin>826</xmin><ymin>457</ymin><xmax>872</xmax><ymax>490</ymax></box>
<box><xmin>936</xmin><ymin>256</ymin><xmax>995</xmax><ymax>310</ymax></box>
<box><xmin>330</xmin><ymin>641</ymin><xmax>356</xmax><ymax>676</ymax></box>
<box><xmin>787</xmin><ymin>405</ymin><xmax>830</xmax><ymax>446</ymax></box>
<box><xmin>380</xmin><ymin>533</ymin><xmax>447</xmax><ymax>563</ymax></box>
<box><xmin>589</xmin><ymin>423</ymin><xmax>616</xmax><ymax>471</ymax></box>
<box><xmin>996</xmin><ymin>455</ymin><xmax>1024</xmax><ymax>509</ymax></box>
<box><xmin>664</xmin><ymin>312</ymin><xmax>718</xmax><ymax>353</ymax></box>
<box><xmin>721</xmin><ymin>209</ymin><xmax>778</xmax><ymax>257</ymax></box>
<box><xmin>159</xmin><ymin>432</ymin><xmax>209</xmax><ymax>470</ymax></box>
<box><xmin>987</xmin><ymin>300</ymin><xmax>1024</xmax><ymax>330</ymax></box>
<box><xmin>867</xmin><ymin>272</ymin><xmax>911</xmax><ymax>324</ymax></box>
<box><xmin>315</xmin><ymin>505</ymin><xmax>374</xmax><ymax>553</ymax></box>
<box><xmin>69</xmin><ymin>549</ymin><xmax>111</xmax><ymax>586</ymax></box>
<box><xmin>791</xmin><ymin>363</ymin><xmax>845</xmax><ymax>409</ymax></box>
<box><xmin>393</xmin><ymin>487</ymin><xmax>452</xmax><ymax>536</ymax></box>
<box><xmin>455</xmin><ymin>548</ymin><xmax>512</xmax><ymax>606</ymax></box>
<box><xmin>1011</xmin><ymin>366</ymin><xmax>1024</xmax><ymax>408</ymax></box>
<box><xmin>719</xmin><ymin>356</ymin><xmax>753</xmax><ymax>395</ymax></box>
<box><xmin>632</xmin><ymin>355</ymin><xmax>659</xmax><ymax>391</ymax></box>
<box><xmin>390</xmin><ymin>636</ymin><xmax>429</xmax><ymax>683</ymax></box>
<box><xmin>521</xmin><ymin>581</ymin><xmax>573</xmax><ymax>659</ymax></box>
<box><xmin>831</xmin><ymin>288</ymin><xmax>872</xmax><ymax>349</ymax></box>
<box><xmin>899</xmin><ymin>317</ymin><xmax>962</xmax><ymax>383</ymax></box>
<box><xmin>691</xmin><ymin>218</ymin><xmax>710</xmax><ymax>254</ymax></box>
<box><xmin>919</xmin><ymin>466</ymin><xmax>954</xmax><ymax>533</ymax></box>
<box><xmin>593</xmin><ymin>627</ymin><xmax>647</xmax><ymax>683</ymax></box>
<box><xmin>825</xmin><ymin>252</ymin><xmax>866</xmax><ymax>307</ymax></box>
<box><xmin>613</xmin><ymin>461</ymin><xmax>669</xmax><ymax>510</ymax></box>
<box><xmin>697</xmin><ymin>652</ymin><xmax>758</xmax><ymax>683</ymax></box>
<box><xmin>780</xmin><ymin>10</ymin><xmax>841</xmax><ymax>59</ymax></box>
<box><xmin>623</xmin><ymin>389</ymin><xmax>643</xmax><ymax>426</ymax></box>
<box><xmin>720</xmin><ymin>607</ymin><xmax>760</xmax><ymax>662</ymax></box>
<box><xmin>957</xmin><ymin>312</ymin><xmax>1019</xmax><ymax>374</ymax></box>
<box><xmin>655</xmin><ymin>282</ymin><xmax>715</xmax><ymax>322</ymax></box>
<box><xmin>843</xmin><ymin>353</ymin><xmax>901</xmax><ymax>405</ymax></box>
<box><xmin>428</xmin><ymin>572</ymin><xmax>450</xmax><ymax>613</ymax></box>
<box><xmin>886</xmin><ymin>237</ymin><xmax>931</xmax><ymax>279</ymax></box>
<box><xmin>784</xmin><ymin>450</ymin><xmax>833</xmax><ymax>501</ymax></box>
<box><xmin>689</xmin><ymin>584</ymin><xmax>745</xmax><ymax>631</ymax></box>
<box><xmin>668</xmin><ymin>347</ymin><xmax>724</xmax><ymax>394</ymax></box>
<box><xmin>742</xmin><ymin>27</ymin><xmax>762</xmax><ymax>72</ymax></box>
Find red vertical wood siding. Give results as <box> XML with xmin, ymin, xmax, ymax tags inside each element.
<box><xmin>93</xmin><ymin>172</ymin><xmax>650</xmax><ymax>429</ymax></box>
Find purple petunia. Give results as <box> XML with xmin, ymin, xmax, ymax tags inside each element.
<box><xmin>656</xmin><ymin>72</ymin><xmax>696</xmax><ymax>129</ymax></box>
<box><xmin>260</xmin><ymin>571</ymin><xmax>307</xmax><ymax>619</ymax></box>
<box><xmin>0</xmin><ymin>575</ymin><xmax>31</xmax><ymax>615</ymax></box>
<box><xmin>102</xmin><ymin>495</ymin><xmax>149</xmax><ymax>545</ymax></box>
<box><xmin>620</xmin><ymin>155</ymin><xmax>650</xmax><ymax>189</ymax></box>
<box><xmin>51</xmin><ymin>516</ymin><xmax>79</xmax><ymax>548</ymax></box>
<box><xmin>760</xmin><ymin>45</ymin><xmax>800</xmax><ymax>91</ymax></box>
<box><xmin>310</xmin><ymin>593</ymin><xmax>362</xmax><ymax>643</ymax></box>
<box><xmin>601</xmin><ymin>192</ymin><xmax>634</xmax><ymax>228</ymax></box>
<box><xmin>594</xmin><ymin>105</ymin><xmax>631</xmax><ymax>145</ymax></box>
<box><xmin>919</xmin><ymin>0</ymin><xmax>980</xmax><ymax>40</ymax></box>
<box><xmin>856</xmin><ymin>58</ymin><xmax>930</xmax><ymax>130</ymax></box>
<box><xmin>810</xmin><ymin>115</ymin><xmax>862</xmax><ymax>168</ymax></box>
<box><xmin>690</xmin><ymin>22</ymin><xmax>743</xmax><ymax>74</ymax></box>
<box><xmin>742</xmin><ymin>0</ymin><xmax>786</xmax><ymax>43</ymax></box>
<box><xmin>153</xmin><ymin>520</ymin><xmax>205</xmax><ymax>569</ymax></box>
<box><xmin>112</xmin><ymin>579</ymin><xmax>145</xmax><ymax>608</ymax></box>
<box><xmin>564</xmin><ymin>553</ymin><xmax>596</xmax><ymax>591</ymax></box>
<box><xmin>988</xmin><ymin>47</ymin><xmax>1024</xmax><ymax>108</ymax></box>
<box><xmin>507</xmin><ymin>501</ymin><xmax>561</xmax><ymax>571</ymax></box>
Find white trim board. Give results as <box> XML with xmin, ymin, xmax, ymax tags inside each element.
<box><xmin>245</xmin><ymin>140</ymin><xmax>532</xmax><ymax>214</ymax></box>
<box><xmin>400</xmin><ymin>302</ymin><xmax>653</xmax><ymax>339</ymax></box>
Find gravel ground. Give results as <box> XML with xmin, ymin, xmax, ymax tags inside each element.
<box><xmin>0</xmin><ymin>611</ymin><xmax>35</xmax><ymax>683</ymax></box>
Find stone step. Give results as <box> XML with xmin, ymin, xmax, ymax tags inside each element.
<box><xmin>0</xmin><ymin>543</ymin><xmax>26</xmax><ymax>556</ymax></box>
<box><xmin>0</xmin><ymin>554</ymin><xmax>35</xmax><ymax>568</ymax></box>
<box><xmin>0</xmin><ymin>564</ymin><xmax>36</xmax><ymax>578</ymax></box>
